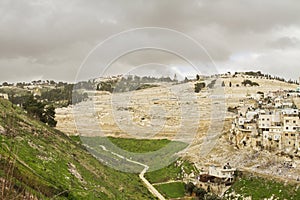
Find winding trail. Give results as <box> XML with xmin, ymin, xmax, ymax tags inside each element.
<box><xmin>99</xmin><ymin>145</ymin><xmax>166</xmax><ymax>200</ymax></box>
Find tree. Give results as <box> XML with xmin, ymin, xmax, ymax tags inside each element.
<box><xmin>2</xmin><ymin>82</ymin><xmax>9</xmax><ymax>86</ymax></box>
<box><xmin>41</xmin><ymin>105</ymin><xmax>57</xmax><ymax>127</ymax></box>
<box><xmin>242</xmin><ymin>79</ymin><xmax>259</xmax><ymax>87</ymax></box>
<box><xmin>205</xmin><ymin>193</ymin><xmax>221</xmax><ymax>200</ymax></box>
<box><xmin>184</xmin><ymin>77</ymin><xmax>189</xmax><ymax>83</ymax></box>
<box><xmin>207</xmin><ymin>185</ymin><xmax>211</xmax><ymax>193</ymax></box>
<box><xmin>185</xmin><ymin>182</ymin><xmax>195</xmax><ymax>196</ymax></box>
<box><xmin>194</xmin><ymin>187</ymin><xmax>207</xmax><ymax>199</ymax></box>
<box><xmin>22</xmin><ymin>95</ymin><xmax>57</xmax><ymax>127</ymax></box>
<box><xmin>195</xmin><ymin>82</ymin><xmax>206</xmax><ymax>93</ymax></box>
<box><xmin>173</xmin><ymin>74</ymin><xmax>178</xmax><ymax>82</ymax></box>
<box><xmin>23</xmin><ymin>95</ymin><xmax>45</xmax><ymax>120</ymax></box>
<box><xmin>50</xmin><ymin>80</ymin><xmax>56</xmax><ymax>85</ymax></box>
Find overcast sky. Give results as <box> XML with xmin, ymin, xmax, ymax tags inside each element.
<box><xmin>1</xmin><ymin>0</ymin><xmax>300</xmax><ymax>83</ymax></box>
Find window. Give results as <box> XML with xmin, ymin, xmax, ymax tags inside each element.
<box><xmin>262</xmin><ymin>118</ymin><xmax>265</xmax><ymax>121</ymax></box>
<box><xmin>286</xmin><ymin>127</ymin><xmax>289</xmax><ymax>130</ymax></box>
<box><xmin>286</xmin><ymin>120</ymin><xmax>289</xmax><ymax>123</ymax></box>
<box><xmin>291</xmin><ymin>134</ymin><xmax>295</xmax><ymax>136</ymax></box>
<box><xmin>285</xmin><ymin>133</ymin><xmax>288</xmax><ymax>136</ymax></box>
<box><xmin>293</xmin><ymin>127</ymin><xmax>296</xmax><ymax>130</ymax></box>
<box><xmin>293</xmin><ymin>120</ymin><xmax>296</xmax><ymax>124</ymax></box>
<box><xmin>267</xmin><ymin>118</ymin><xmax>270</xmax><ymax>121</ymax></box>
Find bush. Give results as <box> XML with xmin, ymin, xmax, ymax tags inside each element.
<box><xmin>185</xmin><ymin>182</ymin><xmax>195</xmax><ymax>195</ymax></box>
<box><xmin>195</xmin><ymin>82</ymin><xmax>206</xmax><ymax>93</ymax></box>
<box><xmin>242</xmin><ymin>79</ymin><xmax>259</xmax><ymax>87</ymax></box>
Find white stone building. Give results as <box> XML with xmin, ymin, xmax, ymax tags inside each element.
<box><xmin>208</xmin><ymin>165</ymin><xmax>236</xmax><ymax>181</ymax></box>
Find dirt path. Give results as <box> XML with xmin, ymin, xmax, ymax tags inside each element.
<box><xmin>152</xmin><ymin>180</ymin><xmax>182</xmax><ymax>186</ymax></box>
<box><xmin>99</xmin><ymin>145</ymin><xmax>166</xmax><ymax>200</ymax></box>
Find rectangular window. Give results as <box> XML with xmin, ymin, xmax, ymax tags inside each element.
<box><xmin>286</xmin><ymin>120</ymin><xmax>289</xmax><ymax>123</ymax></box>
<box><xmin>285</xmin><ymin>133</ymin><xmax>288</xmax><ymax>136</ymax></box>
<box><xmin>291</xmin><ymin>134</ymin><xmax>295</xmax><ymax>136</ymax></box>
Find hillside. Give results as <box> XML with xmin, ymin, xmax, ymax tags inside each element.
<box><xmin>0</xmin><ymin>99</ymin><xmax>155</xmax><ymax>199</ymax></box>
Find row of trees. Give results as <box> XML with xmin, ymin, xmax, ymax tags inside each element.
<box><xmin>1</xmin><ymin>80</ymin><xmax>69</xmax><ymax>88</ymax></box>
<box><xmin>233</xmin><ymin>71</ymin><xmax>299</xmax><ymax>84</ymax></box>
<box><xmin>96</xmin><ymin>75</ymin><xmax>175</xmax><ymax>93</ymax></box>
<box><xmin>226</xmin><ymin>80</ymin><xmax>259</xmax><ymax>88</ymax></box>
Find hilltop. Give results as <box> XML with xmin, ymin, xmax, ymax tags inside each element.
<box><xmin>0</xmin><ymin>98</ymin><xmax>155</xmax><ymax>199</ymax></box>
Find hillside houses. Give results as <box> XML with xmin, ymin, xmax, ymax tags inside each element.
<box><xmin>230</xmin><ymin>90</ymin><xmax>300</xmax><ymax>155</ymax></box>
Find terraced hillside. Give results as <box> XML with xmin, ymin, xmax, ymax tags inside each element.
<box><xmin>0</xmin><ymin>99</ymin><xmax>155</xmax><ymax>199</ymax></box>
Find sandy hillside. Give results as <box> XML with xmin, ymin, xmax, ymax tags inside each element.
<box><xmin>55</xmin><ymin>76</ymin><xmax>300</xmax><ymax>180</ymax></box>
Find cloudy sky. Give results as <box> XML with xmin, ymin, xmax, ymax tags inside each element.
<box><xmin>1</xmin><ymin>0</ymin><xmax>300</xmax><ymax>82</ymax></box>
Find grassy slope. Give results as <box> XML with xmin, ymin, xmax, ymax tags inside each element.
<box><xmin>224</xmin><ymin>173</ymin><xmax>300</xmax><ymax>200</ymax></box>
<box><xmin>154</xmin><ymin>182</ymin><xmax>185</xmax><ymax>199</ymax></box>
<box><xmin>0</xmin><ymin>99</ymin><xmax>155</xmax><ymax>199</ymax></box>
<box><xmin>145</xmin><ymin>160</ymin><xmax>199</xmax><ymax>184</ymax></box>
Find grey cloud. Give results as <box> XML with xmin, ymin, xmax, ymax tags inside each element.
<box><xmin>0</xmin><ymin>0</ymin><xmax>300</xmax><ymax>82</ymax></box>
<box><xmin>267</xmin><ymin>36</ymin><xmax>300</xmax><ymax>49</ymax></box>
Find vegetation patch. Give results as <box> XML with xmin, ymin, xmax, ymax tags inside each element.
<box><xmin>194</xmin><ymin>82</ymin><xmax>206</xmax><ymax>93</ymax></box>
<box><xmin>155</xmin><ymin>182</ymin><xmax>186</xmax><ymax>199</ymax></box>
<box><xmin>107</xmin><ymin>137</ymin><xmax>171</xmax><ymax>153</ymax></box>
<box><xmin>241</xmin><ymin>79</ymin><xmax>259</xmax><ymax>86</ymax></box>
<box><xmin>79</xmin><ymin>136</ymin><xmax>189</xmax><ymax>173</ymax></box>
<box><xmin>145</xmin><ymin>160</ymin><xmax>198</xmax><ymax>183</ymax></box>
<box><xmin>224</xmin><ymin>173</ymin><xmax>300</xmax><ymax>200</ymax></box>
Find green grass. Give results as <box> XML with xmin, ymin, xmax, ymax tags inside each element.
<box><xmin>107</xmin><ymin>137</ymin><xmax>171</xmax><ymax>153</ymax></box>
<box><xmin>155</xmin><ymin>182</ymin><xmax>186</xmax><ymax>199</ymax></box>
<box><xmin>224</xmin><ymin>174</ymin><xmax>300</xmax><ymax>200</ymax></box>
<box><xmin>145</xmin><ymin>160</ymin><xmax>199</xmax><ymax>183</ymax></box>
<box><xmin>80</xmin><ymin>136</ymin><xmax>189</xmax><ymax>173</ymax></box>
<box><xmin>0</xmin><ymin>99</ymin><xmax>156</xmax><ymax>199</ymax></box>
